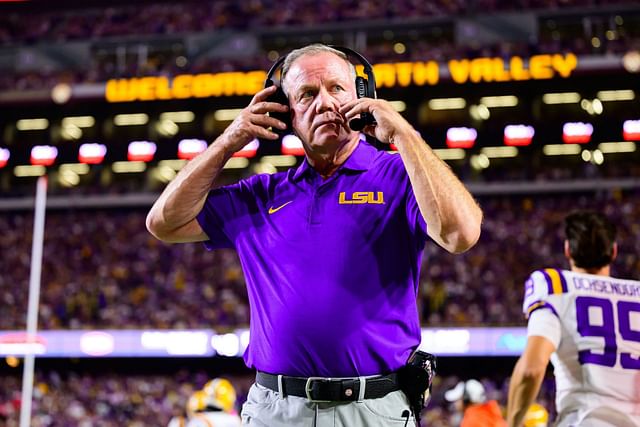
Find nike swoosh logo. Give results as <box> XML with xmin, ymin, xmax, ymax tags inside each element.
<box><xmin>268</xmin><ymin>201</ymin><xmax>293</xmax><ymax>214</ymax></box>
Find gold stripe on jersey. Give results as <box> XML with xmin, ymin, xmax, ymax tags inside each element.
<box><xmin>544</xmin><ymin>268</ymin><xmax>565</xmax><ymax>294</ymax></box>
<box><xmin>526</xmin><ymin>301</ymin><xmax>546</xmax><ymax>316</ymax></box>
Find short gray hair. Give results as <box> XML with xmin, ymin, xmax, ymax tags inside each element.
<box><xmin>280</xmin><ymin>44</ymin><xmax>356</xmax><ymax>97</ymax></box>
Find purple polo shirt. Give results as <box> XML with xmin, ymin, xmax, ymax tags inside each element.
<box><xmin>196</xmin><ymin>140</ymin><xmax>427</xmax><ymax>377</ymax></box>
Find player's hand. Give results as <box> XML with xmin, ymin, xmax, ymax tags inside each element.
<box><xmin>220</xmin><ymin>85</ymin><xmax>289</xmax><ymax>152</ymax></box>
<box><xmin>339</xmin><ymin>98</ymin><xmax>414</xmax><ymax>145</ymax></box>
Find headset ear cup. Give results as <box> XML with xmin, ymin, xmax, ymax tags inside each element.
<box><xmin>265</xmin><ymin>83</ymin><xmax>291</xmax><ymax>137</ymax></box>
<box><xmin>354</xmin><ymin>76</ymin><xmax>368</xmax><ymax>99</ymax></box>
<box><xmin>350</xmin><ymin>75</ymin><xmax>375</xmax><ymax>131</ymax></box>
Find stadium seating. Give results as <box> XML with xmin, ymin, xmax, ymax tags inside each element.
<box><xmin>2</xmin><ymin>190</ymin><xmax>638</xmax><ymax>330</ymax></box>
<box><xmin>0</xmin><ymin>369</ymin><xmax>556</xmax><ymax>426</ymax></box>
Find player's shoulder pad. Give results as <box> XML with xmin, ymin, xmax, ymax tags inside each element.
<box><xmin>167</xmin><ymin>417</ymin><xmax>186</xmax><ymax>427</ymax></box>
<box><xmin>185</xmin><ymin>418</ymin><xmax>211</xmax><ymax>427</ymax></box>
<box><xmin>522</xmin><ymin>268</ymin><xmax>567</xmax><ymax>318</ymax></box>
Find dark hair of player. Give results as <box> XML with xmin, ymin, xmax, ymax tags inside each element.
<box><xmin>564</xmin><ymin>210</ymin><xmax>617</xmax><ymax>269</ymax></box>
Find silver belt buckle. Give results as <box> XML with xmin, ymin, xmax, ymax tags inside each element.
<box><xmin>305</xmin><ymin>377</ymin><xmax>333</xmax><ymax>402</ymax></box>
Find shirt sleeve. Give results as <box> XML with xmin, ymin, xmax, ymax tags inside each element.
<box><xmin>406</xmin><ymin>185</ymin><xmax>428</xmax><ymax>237</ymax></box>
<box><xmin>196</xmin><ymin>178</ymin><xmax>259</xmax><ymax>250</ymax></box>
<box><xmin>380</xmin><ymin>152</ymin><xmax>427</xmax><ymax>238</ymax></box>
<box><xmin>527</xmin><ymin>308</ymin><xmax>561</xmax><ymax>349</ymax></box>
<box><xmin>522</xmin><ymin>270</ymin><xmax>559</xmax><ymax>319</ymax></box>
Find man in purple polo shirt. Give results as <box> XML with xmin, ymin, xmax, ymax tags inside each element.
<box><xmin>147</xmin><ymin>44</ymin><xmax>482</xmax><ymax>426</ymax></box>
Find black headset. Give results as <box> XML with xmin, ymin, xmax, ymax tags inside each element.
<box><xmin>263</xmin><ymin>45</ymin><xmax>377</xmax><ymax>137</ymax></box>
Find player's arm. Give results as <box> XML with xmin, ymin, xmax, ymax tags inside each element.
<box><xmin>146</xmin><ymin>86</ymin><xmax>288</xmax><ymax>243</ymax></box>
<box><xmin>506</xmin><ymin>335</ymin><xmax>555</xmax><ymax>427</ymax></box>
<box><xmin>340</xmin><ymin>99</ymin><xmax>482</xmax><ymax>254</ymax></box>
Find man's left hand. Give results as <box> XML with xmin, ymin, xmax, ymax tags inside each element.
<box><xmin>339</xmin><ymin>98</ymin><xmax>414</xmax><ymax>145</ymax></box>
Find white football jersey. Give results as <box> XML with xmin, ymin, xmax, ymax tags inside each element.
<box><xmin>523</xmin><ymin>268</ymin><xmax>640</xmax><ymax>426</ymax></box>
<box><xmin>167</xmin><ymin>416</ymin><xmax>186</xmax><ymax>427</ymax></box>
<box><xmin>185</xmin><ymin>411</ymin><xmax>242</xmax><ymax>427</ymax></box>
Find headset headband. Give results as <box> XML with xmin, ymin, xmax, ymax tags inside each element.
<box><xmin>264</xmin><ymin>45</ymin><xmax>376</xmax><ymax>98</ymax></box>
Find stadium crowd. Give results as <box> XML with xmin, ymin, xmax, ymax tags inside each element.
<box><xmin>0</xmin><ymin>0</ymin><xmax>637</xmax><ymax>90</ymax></box>
<box><xmin>0</xmin><ymin>369</ymin><xmax>249</xmax><ymax>427</ymax></box>
<box><xmin>1</xmin><ymin>0</ymin><xmax>633</xmax><ymax>45</ymax></box>
<box><xmin>5</xmin><ymin>32</ymin><xmax>637</xmax><ymax>92</ymax></box>
<box><xmin>1</xmin><ymin>1</ymin><xmax>637</xmax><ymax>426</ymax></box>
<box><xmin>2</xmin><ymin>190</ymin><xmax>638</xmax><ymax>331</ymax></box>
<box><xmin>0</xmin><ymin>369</ymin><xmax>556</xmax><ymax>426</ymax></box>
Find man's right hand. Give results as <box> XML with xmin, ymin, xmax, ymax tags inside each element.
<box><xmin>219</xmin><ymin>85</ymin><xmax>289</xmax><ymax>153</ymax></box>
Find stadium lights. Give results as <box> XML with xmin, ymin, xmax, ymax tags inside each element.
<box><xmin>479</xmin><ymin>95</ymin><xmax>518</xmax><ymax>108</ymax></box>
<box><xmin>446</xmin><ymin>127</ymin><xmax>477</xmax><ymax>148</ymax></box>
<box><xmin>581</xmin><ymin>149</ymin><xmax>604</xmax><ymax>164</ymax></box>
<box><xmin>127</xmin><ymin>141</ymin><xmax>157</xmax><ymax>162</ymax></box>
<box><xmin>281</xmin><ymin>134</ymin><xmax>305</xmax><ymax>156</ymax></box>
<box><xmin>542</xmin><ymin>92</ymin><xmax>581</xmax><ymax>104</ymax></box>
<box><xmin>428</xmin><ymin>98</ymin><xmax>466</xmax><ymax>110</ymax></box>
<box><xmin>542</xmin><ymin>144</ymin><xmax>582</xmax><ymax>156</ymax></box>
<box><xmin>223</xmin><ymin>157</ymin><xmax>249</xmax><ymax>169</ymax></box>
<box><xmin>112</xmin><ymin>161</ymin><xmax>147</xmax><ymax>173</ymax></box>
<box><xmin>623</xmin><ymin>119</ymin><xmax>640</xmax><ymax>141</ymax></box>
<box><xmin>114</xmin><ymin>113</ymin><xmax>149</xmax><ymax>126</ymax></box>
<box><xmin>469</xmin><ymin>104</ymin><xmax>490</xmax><ymax>121</ymax></box>
<box><xmin>153</xmin><ymin>166</ymin><xmax>177</xmax><ymax>184</ymax></box>
<box><xmin>622</xmin><ymin>50</ymin><xmax>640</xmax><ymax>73</ymax></box>
<box><xmin>261</xmin><ymin>155</ymin><xmax>297</xmax><ymax>167</ymax></box>
<box><xmin>59</xmin><ymin>163</ymin><xmax>90</xmax><ymax>175</ymax></box>
<box><xmin>470</xmin><ymin>154</ymin><xmax>490</xmax><ymax>170</ymax></box>
<box><xmin>62</xmin><ymin>116</ymin><xmax>95</xmax><ymax>128</ymax></box>
<box><xmin>580</xmin><ymin>99</ymin><xmax>603</xmax><ymax>115</ymax></box>
<box><xmin>5</xmin><ymin>356</ymin><xmax>19</xmax><ymax>368</ymax></box>
<box><xmin>16</xmin><ymin>118</ymin><xmax>49</xmax><ymax>131</ymax></box>
<box><xmin>233</xmin><ymin>139</ymin><xmax>259</xmax><ymax>158</ymax></box>
<box><xmin>481</xmin><ymin>146</ymin><xmax>519</xmax><ymax>158</ymax></box>
<box><xmin>0</xmin><ymin>148</ymin><xmax>9</xmax><ymax>168</ymax></box>
<box><xmin>51</xmin><ymin>83</ymin><xmax>72</xmax><ymax>104</ymax></box>
<box><xmin>253</xmin><ymin>161</ymin><xmax>278</xmax><ymax>175</ymax></box>
<box><xmin>211</xmin><ymin>333</ymin><xmax>241</xmax><ymax>357</ymax></box>
<box><xmin>61</xmin><ymin>124</ymin><xmax>82</xmax><ymax>140</ymax></box>
<box><xmin>214</xmin><ymin>109</ymin><xmax>243</xmax><ymax>121</ymax></box>
<box><xmin>596</xmin><ymin>90</ymin><xmax>635</xmax><ymax>102</ymax></box>
<box><xmin>592</xmin><ymin>149</ymin><xmax>604</xmax><ymax>164</ymax></box>
<box><xmin>504</xmin><ymin>124</ymin><xmax>535</xmax><ymax>146</ymax></box>
<box><xmin>59</xmin><ymin>169</ymin><xmax>80</xmax><ymax>187</ymax></box>
<box><xmin>598</xmin><ymin>142</ymin><xmax>637</xmax><ymax>153</ymax></box>
<box><xmin>155</xmin><ymin>119</ymin><xmax>179</xmax><ymax>137</ymax></box>
<box><xmin>30</xmin><ymin>145</ymin><xmax>58</xmax><ymax>166</ymax></box>
<box><xmin>178</xmin><ymin>139</ymin><xmax>207</xmax><ymax>160</ymax></box>
<box><xmin>562</xmin><ymin>122</ymin><xmax>593</xmax><ymax>144</ymax></box>
<box><xmin>79</xmin><ymin>143</ymin><xmax>107</xmax><ymax>164</ymax></box>
<box><xmin>14</xmin><ymin>165</ymin><xmax>46</xmax><ymax>177</ymax></box>
<box><xmin>159</xmin><ymin>111</ymin><xmax>195</xmax><ymax>123</ymax></box>
<box><xmin>158</xmin><ymin>159</ymin><xmax>187</xmax><ymax>171</ymax></box>
<box><xmin>389</xmin><ymin>101</ymin><xmax>406</xmax><ymax>112</ymax></box>
<box><xmin>433</xmin><ymin>148</ymin><xmax>466</xmax><ymax>160</ymax></box>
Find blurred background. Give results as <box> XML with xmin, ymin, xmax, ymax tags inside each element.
<box><xmin>1</xmin><ymin>0</ymin><xmax>639</xmax><ymax>425</ymax></box>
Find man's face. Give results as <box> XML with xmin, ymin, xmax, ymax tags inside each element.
<box><xmin>283</xmin><ymin>52</ymin><xmax>358</xmax><ymax>153</ymax></box>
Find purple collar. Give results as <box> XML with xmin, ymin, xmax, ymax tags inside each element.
<box><xmin>290</xmin><ymin>138</ymin><xmax>374</xmax><ymax>182</ymax></box>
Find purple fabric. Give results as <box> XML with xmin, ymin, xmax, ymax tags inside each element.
<box><xmin>197</xmin><ymin>140</ymin><xmax>427</xmax><ymax>376</ymax></box>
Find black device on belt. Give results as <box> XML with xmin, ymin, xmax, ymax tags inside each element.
<box><xmin>255</xmin><ymin>371</ymin><xmax>400</xmax><ymax>402</ymax></box>
<box><xmin>397</xmin><ymin>350</ymin><xmax>437</xmax><ymax>427</ymax></box>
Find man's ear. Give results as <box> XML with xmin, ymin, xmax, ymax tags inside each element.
<box><xmin>564</xmin><ymin>240</ymin><xmax>571</xmax><ymax>260</ymax></box>
<box><xmin>611</xmin><ymin>242</ymin><xmax>618</xmax><ymax>262</ymax></box>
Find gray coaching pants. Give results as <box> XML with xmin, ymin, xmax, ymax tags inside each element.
<box><xmin>241</xmin><ymin>383</ymin><xmax>415</xmax><ymax>427</ymax></box>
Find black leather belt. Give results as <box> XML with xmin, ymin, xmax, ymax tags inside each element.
<box><xmin>256</xmin><ymin>371</ymin><xmax>400</xmax><ymax>402</ymax></box>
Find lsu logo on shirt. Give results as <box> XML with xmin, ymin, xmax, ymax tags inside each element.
<box><xmin>338</xmin><ymin>191</ymin><xmax>385</xmax><ymax>204</ymax></box>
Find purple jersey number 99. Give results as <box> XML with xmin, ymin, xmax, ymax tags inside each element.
<box><xmin>576</xmin><ymin>296</ymin><xmax>640</xmax><ymax>369</ymax></box>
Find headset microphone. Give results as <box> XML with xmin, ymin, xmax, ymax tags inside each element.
<box><xmin>348</xmin><ymin>76</ymin><xmax>376</xmax><ymax>131</ymax></box>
